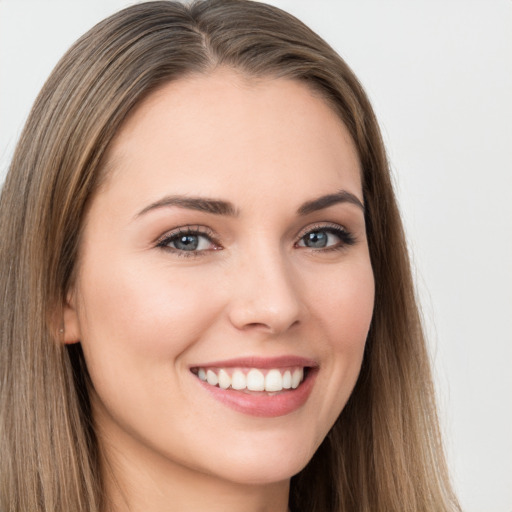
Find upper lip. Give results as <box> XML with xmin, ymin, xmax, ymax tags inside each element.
<box><xmin>190</xmin><ymin>355</ymin><xmax>318</xmax><ymax>369</ymax></box>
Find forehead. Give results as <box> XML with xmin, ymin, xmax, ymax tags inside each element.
<box><xmin>99</xmin><ymin>68</ymin><xmax>362</xmax><ymax>207</ymax></box>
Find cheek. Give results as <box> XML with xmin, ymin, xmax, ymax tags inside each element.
<box><xmin>310</xmin><ymin>258</ymin><xmax>374</xmax><ymax>348</ymax></box>
<box><xmin>305</xmin><ymin>258</ymin><xmax>374</xmax><ymax>420</ymax></box>
<box><xmin>75</xmin><ymin>258</ymin><xmax>224</xmax><ymax>369</ymax></box>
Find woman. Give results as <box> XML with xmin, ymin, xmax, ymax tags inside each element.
<box><xmin>0</xmin><ymin>1</ymin><xmax>461</xmax><ymax>511</ymax></box>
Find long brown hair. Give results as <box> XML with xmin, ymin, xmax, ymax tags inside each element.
<box><xmin>0</xmin><ymin>1</ymin><xmax>460</xmax><ymax>510</ymax></box>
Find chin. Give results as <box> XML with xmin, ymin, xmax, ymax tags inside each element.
<box><xmin>211</xmin><ymin>458</ymin><xmax>310</xmax><ymax>487</ymax></box>
<box><xmin>197</xmin><ymin>428</ymin><xmax>321</xmax><ymax>486</ymax></box>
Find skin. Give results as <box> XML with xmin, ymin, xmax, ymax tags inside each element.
<box><xmin>64</xmin><ymin>69</ymin><xmax>375</xmax><ymax>512</ymax></box>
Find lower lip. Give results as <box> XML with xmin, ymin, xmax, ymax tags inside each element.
<box><xmin>196</xmin><ymin>369</ymin><xmax>317</xmax><ymax>418</ymax></box>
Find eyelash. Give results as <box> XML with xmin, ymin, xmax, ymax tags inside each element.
<box><xmin>156</xmin><ymin>223</ymin><xmax>356</xmax><ymax>258</ymax></box>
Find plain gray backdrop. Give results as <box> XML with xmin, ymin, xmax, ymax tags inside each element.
<box><xmin>1</xmin><ymin>1</ymin><xmax>511</xmax><ymax>510</ymax></box>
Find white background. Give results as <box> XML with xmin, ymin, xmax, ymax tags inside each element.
<box><xmin>0</xmin><ymin>1</ymin><xmax>511</xmax><ymax>510</ymax></box>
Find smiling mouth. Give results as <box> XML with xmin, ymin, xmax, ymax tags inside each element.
<box><xmin>191</xmin><ymin>366</ymin><xmax>309</xmax><ymax>393</ymax></box>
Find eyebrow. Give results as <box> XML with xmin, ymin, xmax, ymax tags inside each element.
<box><xmin>135</xmin><ymin>189</ymin><xmax>364</xmax><ymax>219</ymax></box>
<box><xmin>136</xmin><ymin>195</ymin><xmax>239</xmax><ymax>218</ymax></box>
<box><xmin>297</xmin><ymin>190</ymin><xmax>364</xmax><ymax>215</ymax></box>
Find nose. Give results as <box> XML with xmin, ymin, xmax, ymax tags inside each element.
<box><xmin>226</xmin><ymin>247</ymin><xmax>303</xmax><ymax>335</ymax></box>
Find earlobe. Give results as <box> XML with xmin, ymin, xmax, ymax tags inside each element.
<box><xmin>62</xmin><ymin>293</ymin><xmax>81</xmax><ymax>345</ymax></box>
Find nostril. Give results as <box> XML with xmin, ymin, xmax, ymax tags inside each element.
<box><xmin>241</xmin><ymin>319</ymin><xmax>300</xmax><ymax>334</ymax></box>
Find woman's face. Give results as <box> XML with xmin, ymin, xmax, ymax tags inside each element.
<box><xmin>65</xmin><ymin>69</ymin><xmax>374</xmax><ymax>487</ymax></box>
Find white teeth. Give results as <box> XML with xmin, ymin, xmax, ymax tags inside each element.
<box><xmin>246</xmin><ymin>369</ymin><xmax>265</xmax><ymax>391</ymax></box>
<box><xmin>218</xmin><ymin>369</ymin><xmax>231</xmax><ymax>389</ymax></box>
<box><xmin>282</xmin><ymin>370</ymin><xmax>292</xmax><ymax>389</ymax></box>
<box><xmin>196</xmin><ymin>366</ymin><xmax>307</xmax><ymax>392</ymax></box>
<box><xmin>265</xmin><ymin>369</ymin><xmax>283</xmax><ymax>392</ymax></box>
<box><xmin>231</xmin><ymin>370</ymin><xmax>247</xmax><ymax>390</ymax></box>
<box><xmin>291</xmin><ymin>368</ymin><xmax>303</xmax><ymax>389</ymax></box>
<box><xmin>206</xmin><ymin>369</ymin><xmax>218</xmax><ymax>386</ymax></box>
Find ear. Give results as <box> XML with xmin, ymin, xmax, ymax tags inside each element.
<box><xmin>62</xmin><ymin>290</ymin><xmax>82</xmax><ymax>345</ymax></box>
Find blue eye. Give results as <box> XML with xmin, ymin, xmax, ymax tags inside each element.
<box><xmin>302</xmin><ymin>231</ymin><xmax>330</xmax><ymax>248</ymax></box>
<box><xmin>297</xmin><ymin>226</ymin><xmax>355</xmax><ymax>250</ymax></box>
<box><xmin>157</xmin><ymin>227</ymin><xmax>218</xmax><ymax>255</ymax></box>
<box><xmin>170</xmin><ymin>234</ymin><xmax>209</xmax><ymax>251</ymax></box>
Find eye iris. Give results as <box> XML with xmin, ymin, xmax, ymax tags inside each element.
<box><xmin>174</xmin><ymin>234</ymin><xmax>199</xmax><ymax>251</ymax></box>
<box><xmin>305</xmin><ymin>231</ymin><xmax>328</xmax><ymax>248</ymax></box>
